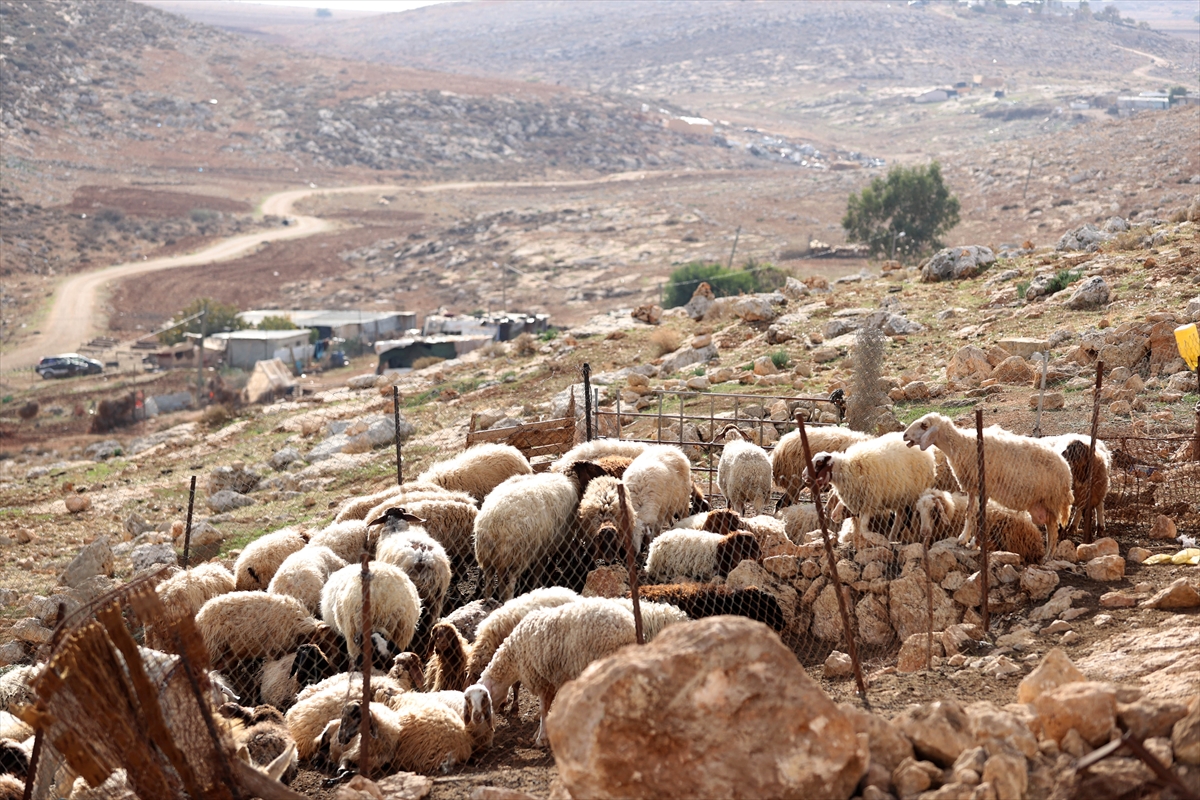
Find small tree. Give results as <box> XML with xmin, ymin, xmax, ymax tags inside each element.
<box><xmin>841</xmin><ymin>162</ymin><xmax>960</xmax><ymax>261</ymax></box>
<box><xmin>662</xmin><ymin>261</ymin><xmax>785</xmax><ymax>308</ymax></box>
<box><xmin>257</xmin><ymin>315</ymin><xmax>297</xmax><ymax>330</ymax></box>
<box><xmin>158</xmin><ymin>298</ymin><xmax>245</xmax><ymax>344</ymax></box>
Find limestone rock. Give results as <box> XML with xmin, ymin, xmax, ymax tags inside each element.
<box><xmin>889</xmin><ymin>571</ymin><xmax>958</xmax><ymax>643</ymax></box>
<box><xmin>683</xmin><ymin>282</ymin><xmax>715</xmax><ymax>320</ymax></box>
<box><xmin>61</xmin><ymin>537</ymin><xmax>114</xmax><ymax>587</ymax></box>
<box><xmin>1084</xmin><ymin>554</ymin><xmax>1124</xmax><ymax>582</ymax></box>
<box><xmin>982</xmin><ymin>752</ymin><xmax>1026</xmax><ymax>800</ymax></box>
<box><xmin>64</xmin><ymin>494</ymin><xmax>91</xmax><ymax>514</ymax></box>
<box><xmin>1029</xmin><ymin>391</ymin><xmax>1065</xmax><ymax>410</ymax></box>
<box><xmin>947</xmin><ymin>346</ymin><xmax>992</xmax><ymax>383</ymax></box>
<box><xmin>1117</xmin><ymin>698</ymin><xmax>1188</xmax><ymax>741</ymax></box>
<box><xmin>892</xmin><ymin>757</ymin><xmax>940</xmax><ymax>797</ymax></box>
<box><xmin>12</xmin><ymin>617</ymin><xmax>53</xmax><ymax>645</ymax></box>
<box><xmin>824</xmin><ymin>650</ymin><xmax>853</xmax><ymax>679</ymax></box>
<box><xmin>631</xmin><ymin>304</ymin><xmax>663</xmax><ymax>325</ymax></box>
<box><xmin>131</xmin><ymin>543</ymin><xmax>178</xmax><ymax>573</ymax></box>
<box><xmin>897</xmin><ymin>632</ymin><xmax>942</xmax><ymax>673</ymax></box>
<box><xmin>1033</xmin><ymin>681</ymin><xmax>1118</xmax><ymax>746</ymax></box>
<box><xmin>207</xmin><ymin>490</ymin><xmax>255</xmax><ymax>513</ymax></box>
<box><xmin>856</xmin><ymin>593</ymin><xmax>894</xmax><ymax>647</ymax></box>
<box><xmin>661</xmin><ymin>342</ymin><xmax>718</xmax><ymax>374</ymax></box>
<box><xmin>840</xmin><ymin>704</ymin><xmax>914</xmax><ymax>775</ymax></box>
<box><xmin>1018</xmin><ymin>648</ymin><xmax>1085</xmax><ymax>704</ymax></box>
<box><xmin>991</xmin><ymin>356</ymin><xmax>1033</xmax><ymax>385</ymax></box>
<box><xmin>1076</xmin><ymin>537</ymin><xmax>1118</xmax><ymax>561</ymax></box>
<box><xmin>269</xmin><ymin>446</ymin><xmax>301</xmax><ymax>470</ymax></box>
<box><xmin>1141</xmin><ymin>578</ymin><xmax>1200</xmax><ymax>610</ymax></box>
<box><xmin>1019</xmin><ymin>567</ymin><xmax>1059</xmax><ymax>602</ymax></box>
<box><xmin>922</xmin><ymin>246</ymin><xmax>996</xmax><ymax>282</ymax></box>
<box><xmin>812</xmin><ymin>584</ymin><xmax>847</xmax><ymax>642</ymax></box>
<box><xmin>1148</xmin><ymin>514</ymin><xmax>1177</xmax><ymax>540</ymax></box>
<box><xmin>1066</xmin><ymin>277</ymin><xmax>1110</xmax><ymax>310</ymax></box>
<box><xmin>966</xmin><ymin>702</ymin><xmax>1038</xmax><ymax>760</ymax></box>
<box><xmin>1075</xmin><ymin>757</ymin><xmax>1153</xmax><ymax>799</ymax></box>
<box><xmin>894</xmin><ymin>699</ymin><xmax>975</xmax><ymax>767</ymax></box>
<box><xmin>207</xmin><ymin>464</ymin><xmax>261</xmax><ymax>496</ymax></box>
<box><xmin>547</xmin><ymin>616</ymin><xmax>868</xmax><ymax>800</ymax></box>
<box><xmin>1173</xmin><ymin>702</ymin><xmax>1200</xmax><ymax>765</ymax></box>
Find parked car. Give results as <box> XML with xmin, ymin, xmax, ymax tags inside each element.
<box><xmin>36</xmin><ymin>354</ymin><xmax>103</xmax><ymax>379</ymax></box>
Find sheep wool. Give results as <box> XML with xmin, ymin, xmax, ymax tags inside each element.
<box><xmin>1042</xmin><ymin>435</ymin><xmax>1111</xmax><ymax>537</ymax></box>
<box><xmin>234</xmin><ymin>527</ymin><xmax>309</xmax><ymax>592</ymax></box>
<box><xmin>418</xmin><ymin>443</ymin><xmax>532</xmax><ymax>504</ymax></box>
<box><xmin>321</xmin><ymin>562</ymin><xmax>423</xmax><ymax>661</ymax></box>
<box><xmin>473</xmin><ymin>473</ymin><xmax>580</xmax><ymax>601</ymax></box>
<box><xmin>576</xmin><ymin>474</ymin><xmax>635</xmax><ymax>566</ymax></box>
<box><xmin>622</xmin><ymin>444</ymin><xmax>692</xmax><ymax>553</ymax></box>
<box><xmin>376</xmin><ymin>529</ymin><xmax>452</xmax><ymax>627</ymax></box>
<box><xmin>195</xmin><ymin>592</ymin><xmax>318</xmax><ymax>665</ymax></box>
<box><xmin>397</xmin><ymin>498</ymin><xmax>479</xmax><ymax>565</ymax></box>
<box><xmin>308</xmin><ymin>520</ymin><xmax>371</xmax><ymax>564</ymax></box>
<box><xmin>772</xmin><ymin>427</ymin><xmax>871</xmax><ymax>508</ymax></box>
<box><xmin>440</xmin><ymin>598</ymin><xmax>502</xmax><ymax>644</ymax></box>
<box><xmin>606</xmin><ymin>598</ymin><xmax>689</xmax><ymax>641</ymax></box>
<box><xmin>338</xmin><ymin>699</ymin><xmax>473</xmax><ymax>775</ymax></box>
<box><xmin>388</xmin><ymin>688</ymin><xmax>494</xmax><ymax>753</ymax></box>
<box><xmin>258</xmin><ymin>643</ymin><xmax>337</xmax><ymax>710</ymax></box>
<box><xmin>904</xmin><ymin>413</ymin><xmax>1072</xmax><ymax>561</ymax></box>
<box><xmin>151</xmin><ymin>564</ymin><xmax>236</xmax><ymax>641</ymax></box>
<box><xmin>476</xmin><ymin>598</ymin><xmax>637</xmax><ymax>746</ymax></box>
<box><xmin>465</xmin><ymin>587</ymin><xmax>579</xmax><ymax>685</ymax></box>
<box><xmin>286</xmin><ymin>672</ymin><xmax>408</xmax><ymax>761</ymax></box>
<box><xmin>636</xmin><ymin>583</ymin><xmax>788</xmax><ymax>632</ymax></box>
<box><xmin>810</xmin><ymin>432</ymin><xmax>936</xmax><ymax>549</ymax></box>
<box><xmin>267</xmin><ymin>546</ymin><xmax>347</xmax><ymax>615</ymax></box>
<box><xmin>552</xmin><ymin>440</ymin><xmax>647</xmax><ymax>476</ymax></box>
<box><xmin>645</xmin><ymin>530</ymin><xmax>761</xmax><ymax>584</ymax></box>
<box><xmin>716</xmin><ymin>428</ymin><xmax>773</xmax><ymax>517</ymax></box>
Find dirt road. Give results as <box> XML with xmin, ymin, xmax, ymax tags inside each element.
<box><xmin>2</xmin><ymin>172</ymin><xmax>657</xmax><ymax>370</ymax></box>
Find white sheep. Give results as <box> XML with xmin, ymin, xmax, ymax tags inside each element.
<box><xmin>194</xmin><ymin>592</ymin><xmax>319</xmax><ymax>667</ymax></box>
<box><xmin>333</xmin><ymin>698</ymin><xmax>473</xmax><ymax>776</ymax></box>
<box><xmin>308</xmin><ymin>520</ymin><xmax>371</xmax><ymax>564</ymax></box>
<box><xmin>418</xmin><ymin>443</ymin><xmax>533</xmax><ymax>504</ymax></box>
<box><xmin>771</xmin><ymin>427</ymin><xmax>871</xmax><ymax>508</ymax></box>
<box><xmin>473</xmin><ymin>473</ymin><xmax>580</xmax><ymax>601</ymax></box>
<box><xmin>386</xmin><ymin>687</ymin><xmax>495</xmax><ymax>753</ymax></box>
<box><xmin>464</xmin><ymin>587</ymin><xmax>579</xmax><ymax>686</ymax></box>
<box><xmin>361</xmin><ymin>487</ymin><xmax>478</xmax><ymax>535</ymax></box>
<box><xmin>903</xmin><ymin>413</ymin><xmax>1072</xmax><ymax>561</ymax></box>
<box><xmin>396</xmin><ymin>498</ymin><xmax>479</xmax><ymax>567</ymax></box>
<box><xmin>149</xmin><ymin>563</ymin><xmax>236</xmax><ymax>649</ymax></box>
<box><xmin>622</xmin><ymin>444</ymin><xmax>692</xmax><ymax>553</ymax></box>
<box><xmin>267</xmin><ymin>546</ymin><xmax>347</xmax><ymax>615</ymax></box>
<box><xmin>808</xmin><ymin>432</ymin><xmax>937</xmax><ymax>550</ymax></box>
<box><xmin>552</xmin><ymin>439</ymin><xmax>648</xmax><ymax>476</ymax></box>
<box><xmin>375</xmin><ymin>526</ymin><xmax>452</xmax><ymax>630</ymax></box>
<box><xmin>0</xmin><ymin>665</ymin><xmax>40</xmax><ymax>716</ymax></box>
<box><xmin>321</xmin><ymin>562</ymin><xmax>423</xmax><ymax>662</ymax></box>
<box><xmin>234</xmin><ymin>527</ymin><xmax>309</xmax><ymax>592</ymax></box>
<box><xmin>334</xmin><ymin>481</ymin><xmax>462</xmax><ymax>523</ymax></box>
<box><xmin>285</xmin><ymin>671</ymin><xmax>409</xmax><ymax>762</ymax></box>
<box><xmin>605</xmin><ymin>598</ymin><xmax>689</xmax><ymax>641</ymax></box>
<box><xmin>473</xmin><ymin>598</ymin><xmax>637</xmax><ymax>746</ymax></box>
<box><xmin>645</xmin><ymin>529</ymin><xmax>761</xmax><ymax>584</ymax></box>
<box><xmin>715</xmin><ymin>425</ymin><xmax>773</xmax><ymax>517</ymax></box>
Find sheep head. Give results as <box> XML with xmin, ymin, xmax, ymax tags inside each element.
<box><xmin>689</xmin><ymin>482</ymin><xmax>710</xmax><ymax>514</ymax></box>
<box><xmin>903</xmin><ymin>413</ymin><xmax>946</xmax><ymax>451</ymax></box>
<box><xmin>463</xmin><ymin>684</ymin><xmax>494</xmax><ymax>734</ymax></box>
<box><xmin>701</xmin><ymin>509</ymin><xmax>742</xmax><ymax>535</ymax></box>
<box><xmin>570</xmin><ymin>460</ymin><xmax>610</xmax><ymax>496</ymax></box>
<box><xmin>805</xmin><ymin>452</ymin><xmax>836</xmax><ymax>489</ymax></box>
<box><xmin>390</xmin><ymin>651</ymin><xmax>426</xmax><ymax>691</ymax></box>
<box><xmin>366</xmin><ymin>506</ymin><xmax>426</xmax><ymax>530</ymax></box>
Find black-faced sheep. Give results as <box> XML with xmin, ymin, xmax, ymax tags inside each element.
<box><xmin>807</xmin><ymin>432</ymin><xmax>937</xmax><ymax>550</ymax></box>
<box><xmin>645</xmin><ymin>529</ymin><xmax>761</xmax><ymax>584</ymax></box>
<box><xmin>320</xmin><ymin>562</ymin><xmax>423</xmax><ymax>664</ymax></box>
<box><xmin>473</xmin><ymin>473</ymin><xmax>580</xmax><ymax>601</ymax></box>
<box><xmin>259</xmin><ymin>643</ymin><xmax>339</xmax><ymax>710</ymax></box>
<box><xmin>418</xmin><ymin>443</ymin><xmax>533</xmax><ymax>504</ymax></box>
<box><xmin>716</xmin><ymin>425</ymin><xmax>773</xmax><ymax>516</ymax></box>
<box><xmin>234</xmin><ymin>527</ymin><xmax>309</xmax><ymax>592</ymax></box>
<box><xmin>904</xmin><ymin>413</ymin><xmax>1072</xmax><ymax>562</ymax></box>
<box><xmin>285</xmin><ymin>671</ymin><xmax>410</xmax><ymax>763</ymax></box>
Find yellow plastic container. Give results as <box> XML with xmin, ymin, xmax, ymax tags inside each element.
<box><xmin>1176</xmin><ymin>323</ymin><xmax>1199</xmax><ymax>371</ymax></box>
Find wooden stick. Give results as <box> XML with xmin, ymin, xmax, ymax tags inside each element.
<box><xmin>359</xmin><ymin>553</ymin><xmax>372</xmax><ymax>780</ymax></box>
<box><xmin>797</xmin><ymin>417</ymin><xmax>868</xmax><ymax>707</ymax></box>
<box><xmin>1083</xmin><ymin>361</ymin><xmax>1104</xmax><ymax>544</ymax></box>
<box><xmin>183</xmin><ymin>475</ymin><xmax>197</xmax><ymax>568</ymax></box>
<box><xmin>976</xmin><ymin>409</ymin><xmax>990</xmax><ymax>635</ymax></box>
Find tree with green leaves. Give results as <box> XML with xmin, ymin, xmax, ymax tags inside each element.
<box><xmin>257</xmin><ymin>315</ymin><xmax>298</xmax><ymax>330</ymax></box>
<box><xmin>158</xmin><ymin>298</ymin><xmax>246</xmax><ymax>344</ymax></box>
<box><xmin>841</xmin><ymin>162</ymin><xmax>961</xmax><ymax>261</ymax></box>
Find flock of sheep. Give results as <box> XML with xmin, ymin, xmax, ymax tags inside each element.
<box><xmin>0</xmin><ymin>413</ymin><xmax>1113</xmax><ymax>792</ymax></box>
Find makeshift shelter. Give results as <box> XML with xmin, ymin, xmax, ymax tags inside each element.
<box><xmin>243</xmin><ymin>358</ymin><xmax>295</xmax><ymax>404</ymax></box>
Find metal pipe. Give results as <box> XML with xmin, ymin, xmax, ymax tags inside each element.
<box><xmin>183</xmin><ymin>475</ymin><xmax>197</xmax><ymax>568</ymax></box>
<box><xmin>976</xmin><ymin>409</ymin><xmax>990</xmax><ymax>634</ymax></box>
<box><xmin>359</xmin><ymin>553</ymin><xmax>373</xmax><ymax>779</ymax></box>
<box><xmin>1083</xmin><ymin>361</ymin><xmax>1104</xmax><ymax>543</ymax></box>
<box><xmin>393</xmin><ymin>386</ymin><xmax>403</xmax><ymax>486</ymax></box>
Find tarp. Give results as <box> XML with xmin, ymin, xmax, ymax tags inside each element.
<box><xmin>243</xmin><ymin>358</ymin><xmax>295</xmax><ymax>404</ymax></box>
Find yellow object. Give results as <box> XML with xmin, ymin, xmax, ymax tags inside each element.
<box><xmin>1170</xmin><ymin>548</ymin><xmax>1200</xmax><ymax>565</ymax></box>
<box><xmin>1175</xmin><ymin>323</ymin><xmax>1199</xmax><ymax>371</ymax></box>
<box><xmin>1143</xmin><ymin>553</ymin><xmax>1173</xmax><ymax>565</ymax></box>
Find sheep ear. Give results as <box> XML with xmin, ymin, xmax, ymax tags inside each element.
<box><xmin>399</xmin><ymin>511</ymin><xmax>426</xmax><ymax>524</ymax></box>
<box><xmin>236</xmin><ymin>744</ymin><xmax>252</xmax><ymax>765</ymax></box>
<box><xmin>918</xmin><ymin>424</ymin><xmax>937</xmax><ymax>451</ymax></box>
<box><xmin>264</xmin><ymin>742</ymin><xmax>296</xmax><ymax>781</ymax></box>
<box><xmin>366</xmin><ymin>514</ymin><xmax>388</xmax><ymax>527</ymax></box>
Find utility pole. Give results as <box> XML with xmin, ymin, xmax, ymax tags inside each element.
<box><xmin>727</xmin><ymin>226</ymin><xmax>742</xmax><ymax>270</ymax></box>
<box><xmin>196</xmin><ymin>308</ymin><xmax>207</xmax><ymax>408</ymax></box>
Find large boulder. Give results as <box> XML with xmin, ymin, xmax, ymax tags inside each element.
<box><xmin>922</xmin><ymin>246</ymin><xmax>996</xmax><ymax>282</ymax></box>
<box><xmin>946</xmin><ymin>345</ymin><xmax>993</xmax><ymax>384</ymax></box>
<box><xmin>894</xmin><ymin>699</ymin><xmax>975</xmax><ymax>767</ymax></box>
<box><xmin>660</xmin><ymin>342</ymin><xmax>719</xmax><ymax>374</ymax></box>
<box><xmin>547</xmin><ymin>616</ymin><xmax>868</xmax><ymax>800</ymax></box>
<box><xmin>683</xmin><ymin>282</ymin><xmax>715</xmax><ymax>320</ymax></box>
<box><xmin>1056</xmin><ymin>223</ymin><xmax>1110</xmax><ymax>252</ymax></box>
<box><xmin>1066</xmin><ymin>277</ymin><xmax>1110</xmax><ymax>310</ymax></box>
<box><xmin>60</xmin><ymin>537</ymin><xmax>114</xmax><ymax>588</ymax></box>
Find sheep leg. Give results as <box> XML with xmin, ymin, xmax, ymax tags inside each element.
<box><xmin>534</xmin><ymin>688</ymin><xmax>556</xmax><ymax>747</ymax></box>
<box><xmin>1097</xmin><ymin>500</ymin><xmax>1105</xmax><ymax>536</ymax></box>
<box><xmin>1044</xmin><ymin>517</ymin><xmax>1059</xmax><ymax>565</ymax></box>
<box><xmin>960</xmin><ymin>495</ymin><xmax>979</xmax><ymax>547</ymax></box>
<box><xmin>1064</xmin><ymin>505</ymin><xmax>1080</xmax><ymax>537</ymax></box>
<box><xmin>887</xmin><ymin>509</ymin><xmax>905</xmax><ymax>542</ymax></box>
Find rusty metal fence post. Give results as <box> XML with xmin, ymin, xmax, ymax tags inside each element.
<box><xmin>393</xmin><ymin>386</ymin><xmax>403</xmax><ymax>486</ymax></box>
<box><xmin>976</xmin><ymin>409</ymin><xmax>990</xmax><ymax>635</ymax></box>
<box><xmin>797</xmin><ymin>418</ymin><xmax>868</xmax><ymax>706</ymax></box>
<box><xmin>582</xmin><ymin>363</ymin><xmax>593</xmax><ymax>442</ymax></box>
<box><xmin>359</xmin><ymin>553</ymin><xmax>373</xmax><ymax>780</ymax></box>
<box><xmin>1083</xmin><ymin>361</ymin><xmax>1104</xmax><ymax>543</ymax></box>
<box><xmin>617</xmin><ymin>484</ymin><xmax>644</xmax><ymax>645</ymax></box>
<box><xmin>183</xmin><ymin>475</ymin><xmax>197</xmax><ymax>568</ymax></box>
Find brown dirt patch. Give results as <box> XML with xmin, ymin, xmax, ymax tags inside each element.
<box><xmin>65</xmin><ymin>186</ymin><xmax>252</xmax><ymax>219</ymax></box>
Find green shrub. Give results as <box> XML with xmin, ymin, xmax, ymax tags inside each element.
<box><xmin>769</xmin><ymin>349</ymin><xmax>791</xmax><ymax>369</ymax></box>
<box><xmin>662</xmin><ymin>261</ymin><xmax>786</xmax><ymax>308</ymax></box>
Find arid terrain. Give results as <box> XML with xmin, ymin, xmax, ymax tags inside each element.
<box><xmin>1</xmin><ymin>1</ymin><xmax>1198</xmax><ymax>799</ymax></box>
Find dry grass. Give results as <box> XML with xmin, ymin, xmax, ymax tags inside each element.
<box><xmin>650</xmin><ymin>327</ymin><xmax>683</xmax><ymax>357</ymax></box>
<box><xmin>412</xmin><ymin>356</ymin><xmax>446</xmax><ymax>370</ymax></box>
<box><xmin>199</xmin><ymin>404</ymin><xmax>231</xmax><ymax>428</ymax></box>
<box><xmin>513</xmin><ymin>332</ymin><xmax>538</xmax><ymax>356</ymax></box>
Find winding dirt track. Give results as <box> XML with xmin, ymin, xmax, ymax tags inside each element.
<box><xmin>3</xmin><ymin>171</ymin><xmax>655</xmax><ymax>370</ymax></box>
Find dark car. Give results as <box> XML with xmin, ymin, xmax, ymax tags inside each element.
<box><xmin>36</xmin><ymin>354</ymin><xmax>103</xmax><ymax>379</ymax></box>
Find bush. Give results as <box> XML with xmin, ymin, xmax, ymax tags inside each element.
<box><xmin>662</xmin><ymin>261</ymin><xmax>787</xmax><ymax>308</ymax></box>
<box><xmin>842</xmin><ymin>162</ymin><xmax>961</xmax><ymax>260</ymax></box>
<box><xmin>650</xmin><ymin>328</ymin><xmax>683</xmax><ymax>357</ymax></box>
<box><xmin>512</xmin><ymin>333</ymin><xmax>537</xmax><ymax>356</ymax></box>
<box><xmin>769</xmin><ymin>349</ymin><xmax>791</xmax><ymax>369</ymax></box>
<box><xmin>190</xmin><ymin>208</ymin><xmax>217</xmax><ymax>223</ymax></box>
<box><xmin>257</xmin><ymin>315</ymin><xmax>297</xmax><ymax>330</ymax></box>
<box><xmin>159</xmin><ymin>298</ymin><xmax>246</xmax><ymax>345</ymax></box>
<box><xmin>411</xmin><ymin>356</ymin><xmax>445</xmax><ymax>370</ymax></box>
<box><xmin>200</xmin><ymin>404</ymin><xmax>231</xmax><ymax>429</ymax></box>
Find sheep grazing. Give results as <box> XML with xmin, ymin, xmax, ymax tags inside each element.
<box><xmin>218</xmin><ymin>703</ymin><xmax>298</xmax><ymax>784</ymax></box>
<box><xmin>636</xmin><ymin>583</ymin><xmax>788</xmax><ymax>632</ymax></box>
<box><xmin>474</xmin><ymin>473</ymin><xmax>580</xmax><ymax>601</ymax></box>
<box><xmin>575</xmin><ymin>471</ymin><xmax>635</xmax><ymax>567</ymax></box>
<box><xmin>904</xmin><ymin>413</ymin><xmax>1072</xmax><ymax>562</ymax></box>
<box><xmin>267</xmin><ymin>546</ymin><xmax>347</xmax><ymax>615</ymax></box>
<box><xmin>145</xmin><ymin>563</ymin><xmax>235</xmax><ymax>649</ymax></box>
<box><xmin>716</xmin><ymin>425</ymin><xmax>773</xmax><ymax>516</ymax></box>
<box><xmin>464</xmin><ymin>587</ymin><xmax>579</xmax><ymax>687</ymax></box>
<box><xmin>308</xmin><ymin>519</ymin><xmax>372</xmax><ymax>564</ymax></box>
<box><xmin>418</xmin><ymin>443</ymin><xmax>533</xmax><ymax>504</ymax></box>
<box><xmin>772</xmin><ymin>427</ymin><xmax>871</xmax><ymax>510</ymax></box>
<box><xmin>645</xmin><ymin>529</ymin><xmax>761</xmax><ymax>584</ymax></box>
<box><xmin>473</xmin><ymin>598</ymin><xmax>638</xmax><ymax>746</ymax></box>
<box><xmin>807</xmin><ymin>432</ymin><xmax>937</xmax><ymax>550</ymax></box>
<box><xmin>622</xmin><ymin>444</ymin><xmax>693</xmax><ymax>554</ymax></box>
<box><xmin>374</xmin><ymin>517</ymin><xmax>452</xmax><ymax>629</ymax></box>
<box><xmin>1042</xmin><ymin>435</ymin><xmax>1111</xmax><ymax>537</ymax></box>
<box><xmin>195</xmin><ymin>592</ymin><xmax>319</xmax><ymax>668</ymax></box>
<box><xmin>234</xmin><ymin>527</ymin><xmax>310</xmax><ymax>592</ymax></box>
<box><xmin>321</xmin><ymin>562</ymin><xmax>423</xmax><ymax>664</ymax></box>
<box><xmin>259</xmin><ymin>643</ymin><xmax>338</xmax><ymax>710</ymax></box>
<box><xmin>333</xmin><ymin>698</ymin><xmax>473</xmax><ymax>776</ymax></box>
